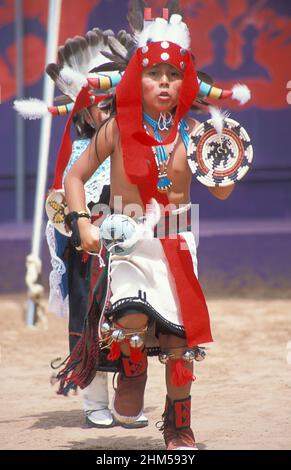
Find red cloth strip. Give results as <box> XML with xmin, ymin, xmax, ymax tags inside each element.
<box><xmin>51</xmin><ymin>87</ymin><xmax>110</xmax><ymax>190</ymax></box>
<box><xmin>161</xmin><ymin>236</ymin><xmax>213</xmax><ymax>346</ymax></box>
<box><xmin>126</xmin><ymin>125</ymin><xmax>212</xmax><ymax>346</ymax></box>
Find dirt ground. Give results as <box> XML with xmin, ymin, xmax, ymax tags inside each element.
<box><xmin>0</xmin><ymin>293</ymin><xmax>291</xmax><ymax>450</ymax></box>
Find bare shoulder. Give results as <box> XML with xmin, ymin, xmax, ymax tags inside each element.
<box><xmin>95</xmin><ymin>116</ymin><xmax>120</xmax><ymax>160</ymax></box>
<box><xmin>98</xmin><ymin>116</ymin><xmax>119</xmax><ymax>142</ymax></box>
<box><xmin>106</xmin><ymin>116</ymin><xmax>119</xmax><ymax>135</ymax></box>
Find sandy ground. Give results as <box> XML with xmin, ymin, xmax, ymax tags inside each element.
<box><xmin>0</xmin><ymin>294</ymin><xmax>291</xmax><ymax>451</ymax></box>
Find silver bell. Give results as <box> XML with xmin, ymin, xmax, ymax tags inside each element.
<box><xmin>158</xmin><ymin>352</ymin><xmax>170</xmax><ymax>364</ymax></box>
<box><xmin>182</xmin><ymin>349</ymin><xmax>195</xmax><ymax>363</ymax></box>
<box><xmin>194</xmin><ymin>347</ymin><xmax>206</xmax><ymax>362</ymax></box>
<box><xmin>100</xmin><ymin>322</ymin><xmax>111</xmax><ymax>335</ymax></box>
<box><xmin>111</xmin><ymin>329</ymin><xmax>125</xmax><ymax>342</ymax></box>
<box><xmin>129</xmin><ymin>334</ymin><xmax>143</xmax><ymax>349</ymax></box>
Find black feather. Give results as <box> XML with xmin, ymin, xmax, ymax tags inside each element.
<box><xmin>108</xmin><ymin>36</ymin><xmax>128</xmax><ymax>60</ymax></box>
<box><xmin>166</xmin><ymin>0</ymin><xmax>182</xmax><ymax>16</ymax></box>
<box><xmin>57</xmin><ymin>45</ymin><xmax>66</xmax><ymax>66</ymax></box>
<box><xmin>102</xmin><ymin>29</ymin><xmax>115</xmax><ymax>45</ymax></box>
<box><xmin>46</xmin><ymin>62</ymin><xmax>61</xmax><ymax>81</ymax></box>
<box><xmin>92</xmin><ymin>28</ymin><xmax>104</xmax><ymax>43</ymax></box>
<box><xmin>127</xmin><ymin>0</ymin><xmax>146</xmax><ymax>33</ymax></box>
<box><xmin>100</xmin><ymin>50</ymin><xmax>128</xmax><ymax>69</ymax></box>
<box><xmin>53</xmin><ymin>94</ymin><xmax>73</xmax><ymax>104</ymax></box>
<box><xmin>197</xmin><ymin>71</ymin><xmax>213</xmax><ymax>86</ymax></box>
<box><xmin>63</xmin><ymin>37</ymin><xmax>87</xmax><ymax>68</ymax></box>
<box><xmin>85</xmin><ymin>30</ymin><xmax>101</xmax><ymax>50</ymax></box>
<box><xmin>90</xmin><ymin>62</ymin><xmax>125</xmax><ymax>73</ymax></box>
<box><xmin>117</xmin><ymin>30</ymin><xmax>136</xmax><ymax>50</ymax></box>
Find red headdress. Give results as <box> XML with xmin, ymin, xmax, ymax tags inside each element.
<box><xmin>116</xmin><ymin>13</ymin><xmax>199</xmax><ymax>188</ymax></box>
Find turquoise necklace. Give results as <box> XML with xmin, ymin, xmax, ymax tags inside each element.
<box><xmin>143</xmin><ymin>112</ymin><xmax>190</xmax><ymax>193</ymax></box>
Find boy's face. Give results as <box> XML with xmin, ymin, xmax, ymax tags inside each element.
<box><xmin>141</xmin><ymin>63</ymin><xmax>183</xmax><ymax>118</ymax></box>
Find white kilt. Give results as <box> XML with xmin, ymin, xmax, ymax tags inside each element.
<box><xmin>106</xmin><ymin>231</ymin><xmax>198</xmax><ymax>340</ymax></box>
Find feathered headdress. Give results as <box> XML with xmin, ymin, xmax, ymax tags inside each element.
<box><xmin>13</xmin><ymin>29</ymin><xmax>127</xmax><ymax>120</ymax></box>
<box><xmin>13</xmin><ymin>28</ymin><xmax>135</xmax><ymax>191</ymax></box>
<box><xmin>14</xmin><ymin>1</ymin><xmax>251</xmax><ymax>191</ymax></box>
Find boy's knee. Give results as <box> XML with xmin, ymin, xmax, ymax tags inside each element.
<box><xmin>159</xmin><ymin>333</ymin><xmax>187</xmax><ymax>349</ymax></box>
<box><xmin>116</xmin><ymin>311</ymin><xmax>149</xmax><ymax>329</ymax></box>
<box><xmin>101</xmin><ymin>311</ymin><xmax>149</xmax><ymax>362</ymax></box>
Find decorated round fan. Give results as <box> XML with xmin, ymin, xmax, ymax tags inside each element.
<box><xmin>45</xmin><ymin>189</ymin><xmax>71</xmax><ymax>236</ymax></box>
<box><xmin>187</xmin><ymin>118</ymin><xmax>253</xmax><ymax>187</ymax></box>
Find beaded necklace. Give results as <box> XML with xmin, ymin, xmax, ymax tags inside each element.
<box><xmin>143</xmin><ymin>112</ymin><xmax>190</xmax><ymax>192</ymax></box>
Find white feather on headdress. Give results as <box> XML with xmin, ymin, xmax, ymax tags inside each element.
<box><xmin>231</xmin><ymin>84</ymin><xmax>251</xmax><ymax>105</ymax></box>
<box><xmin>56</xmin><ymin>34</ymin><xmax>113</xmax><ymax>99</ymax></box>
<box><xmin>13</xmin><ymin>98</ymin><xmax>50</xmax><ymax>120</ymax></box>
<box><xmin>137</xmin><ymin>14</ymin><xmax>190</xmax><ymax>50</ymax></box>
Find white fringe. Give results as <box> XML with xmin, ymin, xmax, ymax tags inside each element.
<box><xmin>231</xmin><ymin>83</ymin><xmax>251</xmax><ymax>105</ymax></box>
<box><xmin>13</xmin><ymin>98</ymin><xmax>49</xmax><ymax>120</ymax></box>
<box><xmin>138</xmin><ymin>14</ymin><xmax>190</xmax><ymax>50</ymax></box>
<box><xmin>45</xmin><ymin>221</ymin><xmax>69</xmax><ymax>318</ymax></box>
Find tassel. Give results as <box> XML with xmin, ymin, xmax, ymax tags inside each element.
<box><xmin>107</xmin><ymin>341</ymin><xmax>121</xmax><ymax>361</ymax></box>
<box><xmin>231</xmin><ymin>83</ymin><xmax>251</xmax><ymax>105</ymax></box>
<box><xmin>170</xmin><ymin>359</ymin><xmax>196</xmax><ymax>387</ymax></box>
<box><xmin>13</xmin><ymin>98</ymin><xmax>50</xmax><ymax>120</ymax></box>
<box><xmin>129</xmin><ymin>345</ymin><xmax>143</xmax><ymax>363</ymax></box>
<box><xmin>82</xmin><ymin>253</ymin><xmax>89</xmax><ymax>263</ymax></box>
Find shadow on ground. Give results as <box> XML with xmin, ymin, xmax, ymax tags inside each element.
<box><xmin>66</xmin><ymin>437</ymin><xmax>207</xmax><ymax>450</ymax></box>
<box><xmin>25</xmin><ymin>410</ymin><xmax>84</xmax><ymax>429</ymax></box>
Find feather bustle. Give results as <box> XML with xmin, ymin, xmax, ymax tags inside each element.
<box><xmin>127</xmin><ymin>0</ymin><xmax>146</xmax><ymax>33</ymax></box>
<box><xmin>166</xmin><ymin>0</ymin><xmax>182</xmax><ymax>16</ymax></box>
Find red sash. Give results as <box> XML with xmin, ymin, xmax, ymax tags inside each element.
<box><xmin>130</xmin><ymin>142</ymin><xmax>213</xmax><ymax>347</ymax></box>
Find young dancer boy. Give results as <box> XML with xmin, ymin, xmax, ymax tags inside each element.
<box><xmin>64</xmin><ymin>13</ymin><xmax>235</xmax><ymax>450</ymax></box>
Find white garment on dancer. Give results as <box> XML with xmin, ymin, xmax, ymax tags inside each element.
<box><xmin>47</xmin><ymin>138</ymin><xmax>110</xmax><ymax>318</ymax></box>
<box><xmin>108</xmin><ymin>230</ymin><xmax>198</xmax><ymax>337</ymax></box>
<box><xmin>80</xmin><ymin>373</ymin><xmax>114</xmax><ymax>427</ymax></box>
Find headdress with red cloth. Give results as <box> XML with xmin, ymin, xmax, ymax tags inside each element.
<box><xmin>115</xmin><ymin>12</ymin><xmax>213</xmax><ymax>352</ymax></box>
<box><xmin>116</xmin><ymin>13</ymin><xmax>199</xmax><ymax>187</ymax></box>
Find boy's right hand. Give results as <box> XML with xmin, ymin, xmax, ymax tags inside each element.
<box><xmin>77</xmin><ymin>218</ymin><xmax>101</xmax><ymax>252</ymax></box>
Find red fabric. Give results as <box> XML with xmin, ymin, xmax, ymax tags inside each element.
<box><xmin>130</xmin><ymin>140</ymin><xmax>213</xmax><ymax>347</ymax></box>
<box><xmin>107</xmin><ymin>341</ymin><xmax>121</xmax><ymax>361</ymax></box>
<box><xmin>116</xmin><ymin>42</ymin><xmax>212</xmax><ymax>347</ymax></box>
<box><xmin>133</xmin><ymin>43</ymin><xmax>199</xmax><ymax>147</ymax></box>
<box><xmin>122</xmin><ymin>353</ymin><xmax>148</xmax><ymax>377</ymax></box>
<box><xmin>161</xmin><ymin>236</ymin><xmax>213</xmax><ymax>346</ymax></box>
<box><xmin>116</xmin><ymin>42</ymin><xmax>199</xmax><ymax>184</ymax></box>
<box><xmin>81</xmin><ymin>253</ymin><xmax>89</xmax><ymax>264</ymax></box>
<box><xmin>170</xmin><ymin>359</ymin><xmax>196</xmax><ymax>387</ymax></box>
<box><xmin>51</xmin><ymin>88</ymin><xmax>110</xmax><ymax>190</ymax></box>
<box><xmin>129</xmin><ymin>345</ymin><xmax>144</xmax><ymax>364</ymax></box>
<box><xmin>174</xmin><ymin>397</ymin><xmax>191</xmax><ymax>429</ymax></box>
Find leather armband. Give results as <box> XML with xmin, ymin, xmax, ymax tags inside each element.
<box><xmin>65</xmin><ymin>211</ymin><xmax>90</xmax><ymax>248</ymax></box>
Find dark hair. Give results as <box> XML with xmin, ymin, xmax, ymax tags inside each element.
<box><xmin>73</xmin><ymin>110</ymin><xmax>96</xmax><ymax>139</ymax></box>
